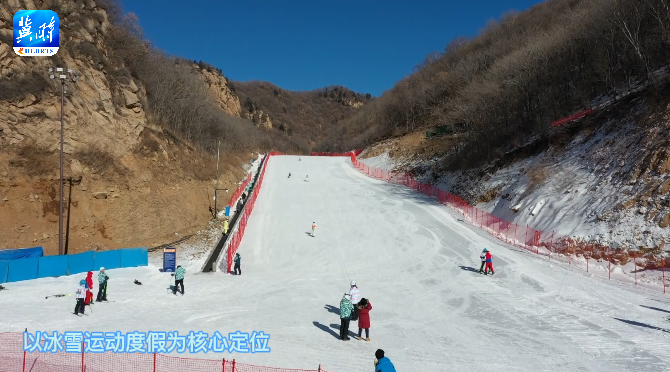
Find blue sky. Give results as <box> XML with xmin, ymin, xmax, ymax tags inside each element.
<box><xmin>119</xmin><ymin>0</ymin><xmax>543</xmax><ymax>96</ymax></box>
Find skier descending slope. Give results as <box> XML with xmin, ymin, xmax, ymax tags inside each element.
<box><xmin>311</xmin><ymin>222</ymin><xmax>317</xmax><ymax>237</ymax></box>
<box><xmin>304</xmin><ymin>175</ymin><xmax>309</xmax><ymax>182</ymax></box>
<box><xmin>483</xmin><ymin>248</ymin><xmax>494</xmax><ymax>275</ymax></box>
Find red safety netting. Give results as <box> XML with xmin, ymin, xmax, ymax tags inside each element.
<box><xmin>226</xmin><ymin>152</ymin><xmax>281</xmax><ymax>274</ymax></box>
<box><xmin>309</xmin><ymin>150</ymin><xmax>361</xmax><ymax>157</ymax></box>
<box><xmin>551</xmin><ymin>108</ymin><xmax>593</xmax><ymax>127</ymax></box>
<box><xmin>0</xmin><ymin>332</ymin><xmax>333</xmax><ymax>372</ymax></box>
<box><xmin>229</xmin><ymin>174</ymin><xmax>253</xmax><ymax>210</ymax></box>
<box><xmin>340</xmin><ymin>154</ymin><xmax>669</xmax><ymax>294</ymax></box>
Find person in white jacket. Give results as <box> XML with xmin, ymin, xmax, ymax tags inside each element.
<box><xmin>74</xmin><ymin>280</ymin><xmax>86</xmax><ymax>316</ymax></box>
<box><xmin>349</xmin><ymin>280</ymin><xmax>361</xmax><ymax>320</ymax></box>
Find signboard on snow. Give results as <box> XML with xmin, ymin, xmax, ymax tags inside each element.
<box><xmin>163</xmin><ymin>247</ymin><xmax>176</xmax><ymax>273</ymax></box>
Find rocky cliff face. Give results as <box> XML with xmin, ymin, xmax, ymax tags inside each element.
<box><xmin>196</xmin><ymin>66</ymin><xmax>241</xmax><ymax>117</ymax></box>
<box><xmin>0</xmin><ymin>0</ymin><xmax>146</xmax><ymax>155</ymax></box>
<box><xmin>0</xmin><ymin>0</ymin><xmax>246</xmax><ymax>254</ymax></box>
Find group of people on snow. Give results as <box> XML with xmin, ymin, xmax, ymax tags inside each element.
<box><xmin>74</xmin><ymin>267</ymin><xmax>108</xmax><ymax>316</ymax></box>
<box><xmin>339</xmin><ymin>280</ymin><xmax>372</xmax><ymax>341</ymax></box>
<box><xmin>338</xmin><ymin>281</ymin><xmax>396</xmax><ymax>371</ymax></box>
<box><xmin>479</xmin><ymin>248</ymin><xmax>494</xmax><ymax>275</ymax></box>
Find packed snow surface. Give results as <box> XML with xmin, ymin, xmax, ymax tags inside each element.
<box><xmin>2</xmin><ymin>156</ymin><xmax>670</xmax><ymax>371</ymax></box>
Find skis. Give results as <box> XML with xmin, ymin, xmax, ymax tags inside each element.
<box><xmin>46</xmin><ymin>293</ymin><xmax>71</xmax><ymax>299</ymax></box>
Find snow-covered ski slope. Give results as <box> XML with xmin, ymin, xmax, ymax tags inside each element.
<box><xmin>2</xmin><ymin>155</ymin><xmax>670</xmax><ymax>371</ymax></box>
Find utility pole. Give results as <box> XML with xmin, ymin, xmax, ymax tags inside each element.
<box><xmin>48</xmin><ymin>67</ymin><xmax>78</xmax><ymax>255</ymax></box>
<box><xmin>214</xmin><ymin>140</ymin><xmax>220</xmax><ymax>217</ymax></box>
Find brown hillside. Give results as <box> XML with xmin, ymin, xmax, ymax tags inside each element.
<box><xmin>234</xmin><ymin>81</ymin><xmax>373</xmax><ymax>150</ymax></box>
<box><xmin>321</xmin><ymin>0</ymin><xmax>670</xmax><ymax>169</ymax></box>
<box><xmin>0</xmin><ymin>0</ymin><xmax>283</xmax><ymax>254</ymax></box>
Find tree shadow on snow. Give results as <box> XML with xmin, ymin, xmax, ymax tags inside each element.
<box><xmin>324</xmin><ymin>305</ymin><xmax>340</xmax><ymax>315</ymax></box>
<box><xmin>312</xmin><ymin>321</ymin><xmax>339</xmax><ymax>339</ymax></box>
<box><xmin>459</xmin><ymin>265</ymin><xmax>480</xmax><ymax>273</ymax></box>
<box><xmin>614</xmin><ymin>318</ymin><xmax>670</xmax><ymax>333</ymax></box>
<box><xmin>640</xmin><ymin>305</ymin><xmax>670</xmax><ymax>314</ymax></box>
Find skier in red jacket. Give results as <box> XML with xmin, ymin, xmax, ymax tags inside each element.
<box><xmin>484</xmin><ymin>249</ymin><xmax>494</xmax><ymax>275</ymax></box>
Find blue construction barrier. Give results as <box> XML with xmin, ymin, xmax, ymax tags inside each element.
<box><xmin>93</xmin><ymin>250</ymin><xmax>122</xmax><ymax>271</ymax></box>
<box><xmin>0</xmin><ymin>246</ymin><xmax>43</xmax><ymax>260</ymax></box>
<box><xmin>67</xmin><ymin>251</ymin><xmax>95</xmax><ymax>276</ymax></box>
<box><xmin>37</xmin><ymin>255</ymin><xmax>68</xmax><ymax>278</ymax></box>
<box><xmin>120</xmin><ymin>248</ymin><xmax>148</xmax><ymax>268</ymax></box>
<box><xmin>0</xmin><ymin>260</ymin><xmax>8</xmax><ymax>283</ymax></box>
<box><xmin>7</xmin><ymin>257</ymin><xmax>39</xmax><ymax>282</ymax></box>
<box><xmin>0</xmin><ymin>247</ymin><xmax>148</xmax><ymax>283</ymax></box>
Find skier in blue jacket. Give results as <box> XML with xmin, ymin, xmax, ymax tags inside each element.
<box><xmin>374</xmin><ymin>349</ymin><xmax>397</xmax><ymax>372</ymax></box>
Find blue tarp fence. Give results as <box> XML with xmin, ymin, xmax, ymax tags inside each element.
<box><xmin>0</xmin><ymin>246</ymin><xmax>43</xmax><ymax>260</ymax></box>
<box><xmin>38</xmin><ymin>255</ymin><xmax>68</xmax><ymax>278</ymax></box>
<box><xmin>0</xmin><ymin>260</ymin><xmax>9</xmax><ymax>283</ymax></box>
<box><xmin>7</xmin><ymin>257</ymin><xmax>39</xmax><ymax>282</ymax></box>
<box><xmin>0</xmin><ymin>248</ymin><xmax>148</xmax><ymax>283</ymax></box>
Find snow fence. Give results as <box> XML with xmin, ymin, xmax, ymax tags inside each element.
<box><xmin>0</xmin><ymin>332</ymin><xmax>334</xmax><ymax>372</ymax></box>
<box><xmin>311</xmin><ymin>151</ymin><xmax>670</xmax><ymax>295</ymax></box>
<box><xmin>213</xmin><ymin>152</ymin><xmax>280</xmax><ymax>274</ymax></box>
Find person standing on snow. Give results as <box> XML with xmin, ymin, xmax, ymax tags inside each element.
<box><xmin>356</xmin><ymin>298</ymin><xmax>372</xmax><ymax>341</ymax></box>
<box><xmin>374</xmin><ymin>349</ymin><xmax>397</xmax><ymax>372</ymax></box>
<box><xmin>479</xmin><ymin>249</ymin><xmax>487</xmax><ymax>274</ymax></box>
<box><xmin>96</xmin><ymin>267</ymin><xmax>109</xmax><ymax>302</ymax></box>
<box><xmin>349</xmin><ymin>280</ymin><xmax>360</xmax><ymax>320</ymax></box>
<box><xmin>233</xmin><ymin>253</ymin><xmax>241</xmax><ymax>275</ymax></box>
<box><xmin>484</xmin><ymin>248</ymin><xmax>494</xmax><ymax>275</ymax></box>
<box><xmin>85</xmin><ymin>271</ymin><xmax>94</xmax><ymax>307</ymax></box>
<box><xmin>173</xmin><ymin>265</ymin><xmax>185</xmax><ymax>295</ymax></box>
<box><xmin>74</xmin><ymin>280</ymin><xmax>86</xmax><ymax>316</ymax></box>
<box><xmin>339</xmin><ymin>293</ymin><xmax>354</xmax><ymax>340</ymax></box>
<box><xmin>311</xmin><ymin>222</ymin><xmax>317</xmax><ymax>237</ymax></box>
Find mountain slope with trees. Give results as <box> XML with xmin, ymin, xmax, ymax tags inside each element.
<box><xmin>319</xmin><ymin>0</ymin><xmax>670</xmax><ymax>170</ymax></box>
<box><xmin>234</xmin><ymin>81</ymin><xmax>373</xmax><ymax>148</ymax></box>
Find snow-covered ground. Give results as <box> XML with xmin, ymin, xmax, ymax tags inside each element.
<box><xmin>2</xmin><ymin>156</ymin><xmax>670</xmax><ymax>371</ymax></box>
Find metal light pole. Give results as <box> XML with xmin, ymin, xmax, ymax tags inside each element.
<box><xmin>214</xmin><ymin>140</ymin><xmax>220</xmax><ymax>217</ymax></box>
<box><xmin>48</xmin><ymin>67</ymin><xmax>78</xmax><ymax>255</ymax></box>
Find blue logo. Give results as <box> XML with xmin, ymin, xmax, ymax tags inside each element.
<box><xmin>13</xmin><ymin>10</ymin><xmax>59</xmax><ymax>56</ymax></box>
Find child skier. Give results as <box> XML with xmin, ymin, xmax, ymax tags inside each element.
<box><xmin>484</xmin><ymin>248</ymin><xmax>494</xmax><ymax>275</ymax></box>
<box><xmin>85</xmin><ymin>271</ymin><xmax>94</xmax><ymax>307</ymax></box>
<box><xmin>74</xmin><ymin>280</ymin><xmax>86</xmax><ymax>316</ymax></box>
<box><xmin>173</xmin><ymin>265</ymin><xmax>185</xmax><ymax>295</ymax></box>
<box><xmin>479</xmin><ymin>249</ymin><xmax>487</xmax><ymax>274</ymax></box>
<box><xmin>311</xmin><ymin>222</ymin><xmax>317</xmax><ymax>237</ymax></box>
